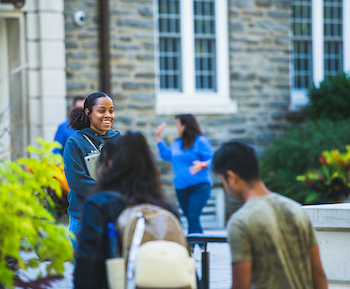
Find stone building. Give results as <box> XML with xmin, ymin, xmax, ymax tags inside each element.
<box><xmin>1</xmin><ymin>0</ymin><xmax>350</xmax><ymax>225</ymax></box>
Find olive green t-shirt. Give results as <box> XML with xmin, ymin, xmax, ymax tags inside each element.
<box><xmin>227</xmin><ymin>193</ymin><xmax>318</xmax><ymax>289</ymax></box>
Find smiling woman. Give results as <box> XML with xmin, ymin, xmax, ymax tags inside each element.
<box><xmin>63</xmin><ymin>92</ymin><xmax>121</xmax><ymax>250</ymax></box>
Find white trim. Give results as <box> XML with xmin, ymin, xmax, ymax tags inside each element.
<box><xmin>312</xmin><ymin>0</ymin><xmax>323</xmax><ymax>87</ymax></box>
<box><xmin>181</xmin><ymin>0</ymin><xmax>195</xmax><ymax>95</ymax></box>
<box><xmin>155</xmin><ymin>0</ymin><xmax>237</xmax><ymax>115</ymax></box>
<box><xmin>290</xmin><ymin>89</ymin><xmax>309</xmax><ymax>111</ymax></box>
<box><xmin>343</xmin><ymin>0</ymin><xmax>350</xmax><ymax>73</ymax></box>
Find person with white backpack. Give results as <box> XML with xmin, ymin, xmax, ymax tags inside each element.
<box><xmin>74</xmin><ymin>131</ymin><xmax>195</xmax><ymax>289</ymax></box>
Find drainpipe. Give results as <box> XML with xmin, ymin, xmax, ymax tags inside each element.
<box><xmin>100</xmin><ymin>0</ymin><xmax>111</xmax><ymax>95</ymax></box>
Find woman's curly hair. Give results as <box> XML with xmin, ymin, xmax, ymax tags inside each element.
<box><xmin>68</xmin><ymin>92</ymin><xmax>111</xmax><ymax>130</ymax></box>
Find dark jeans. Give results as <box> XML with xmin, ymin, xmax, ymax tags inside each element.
<box><xmin>176</xmin><ymin>183</ymin><xmax>211</xmax><ymax>234</ymax></box>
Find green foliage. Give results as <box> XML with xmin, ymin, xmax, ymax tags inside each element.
<box><xmin>0</xmin><ymin>138</ymin><xmax>73</xmax><ymax>289</ymax></box>
<box><xmin>305</xmin><ymin>72</ymin><xmax>350</xmax><ymax>121</ymax></box>
<box><xmin>260</xmin><ymin>119</ymin><xmax>350</xmax><ymax>204</ymax></box>
<box><xmin>18</xmin><ymin>138</ymin><xmax>70</xmax><ymax>219</ymax></box>
<box><xmin>297</xmin><ymin>146</ymin><xmax>350</xmax><ymax>203</ymax></box>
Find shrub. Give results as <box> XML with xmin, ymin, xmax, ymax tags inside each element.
<box><xmin>297</xmin><ymin>146</ymin><xmax>350</xmax><ymax>203</ymax></box>
<box><xmin>305</xmin><ymin>72</ymin><xmax>350</xmax><ymax>121</ymax></box>
<box><xmin>0</xmin><ymin>139</ymin><xmax>73</xmax><ymax>289</ymax></box>
<box><xmin>260</xmin><ymin>119</ymin><xmax>350</xmax><ymax>204</ymax></box>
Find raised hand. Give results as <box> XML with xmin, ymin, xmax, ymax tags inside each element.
<box><xmin>156</xmin><ymin>122</ymin><xmax>167</xmax><ymax>142</ymax></box>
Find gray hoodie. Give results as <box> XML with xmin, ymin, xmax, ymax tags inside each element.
<box><xmin>63</xmin><ymin>127</ymin><xmax>121</xmax><ymax>218</ymax></box>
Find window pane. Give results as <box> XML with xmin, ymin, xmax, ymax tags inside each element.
<box><xmin>292</xmin><ymin>0</ymin><xmax>312</xmax><ymax>89</ymax></box>
<box><xmin>324</xmin><ymin>0</ymin><xmax>343</xmax><ymax>80</ymax></box>
<box><xmin>194</xmin><ymin>0</ymin><xmax>216</xmax><ymax>91</ymax></box>
<box><xmin>159</xmin><ymin>0</ymin><xmax>182</xmax><ymax>90</ymax></box>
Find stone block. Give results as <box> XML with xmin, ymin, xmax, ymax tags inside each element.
<box><xmin>117</xmin><ymin>19</ymin><xmax>153</xmax><ymax>29</ymax></box>
<box><xmin>229</xmin><ymin>22</ymin><xmax>244</xmax><ymax>32</ymax></box>
<box><xmin>112</xmin><ymin>93</ymin><xmax>127</xmax><ymax>100</ymax></box>
<box><xmin>41</xmin><ymin>70</ymin><xmax>66</xmax><ymax>97</ymax></box>
<box><xmin>69</xmin><ymin>52</ymin><xmax>87</xmax><ymax>58</ymax></box>
<box><xmin>120</xmin><ymin>36</ymin><xmax>132</xmax><ymax>42</ymax></box>
<box><xmin>265</xmin><ymin>101</ymin><xmax>289</xmax><ymax>109</ymax></box>
<box><xmin>278</xmin><ymin>66</ymin><xmax>289</xmax><ymax>73</ymax></box>
<box><xmin>78</xmin><ymin>34</ymin><xmax>95</xmax><ymax>39</ymax></box>
<box><xmin>111</xmin><ymin>53</ymin><xmax>124</xmax><ymax>59</ymax></box>
<box><xmin>259</xmin><ymin>75</ymin><xmax>271</xmax><ymax>82</ymax></box>
<box><xmin>42</xmin><ymin>98</ymin><xmax>66</xmax><ymax>125</ymax></box>
<box><xmin>256</xmin><ymin>21</ymin><xmax>290</xmax><ymax>32</ymax></box>
<box><xmin>38</xmin><ymin>0</ymin><xmax>64</xmax><ymax>12</ymax></box>
<box><xmin>276</xmin><ymin>0</ymin><xmax>291</xmax><ymax>8</ymax></box>
<box><xmin>28</xmin><ymin>70</ymin><xmax>40</xmax><ymax>97</ymax></box>
<box><xmin>136</xmin><ymin>121</ymin><xmax>147</xmax><ymax>127</ymax></box>
<box><xmin>267</xmin><ymin>123</ymin><xmax>285</xmax><ymax>130</ymax></box>
<box><xmin>114</xmin><ymin>116</ymin><xmax>133</xmax><ymax>125</ymax></box>
<box><xmin>135</xmin><ymin>73</ymin><xmax>155</xmax><ymax>78</ymax></box>
<box><xmin>27</xmin><ymin>41</ymin><xmax>40</xmax><ymax>69</ymax></box>
<box><xmin>271</xmin><ymin>111</ymin><xmax>284</xmax><ymax>120</ymax></box>
<box><xmin>79</xmin><ymin>72</ymin><xmax>99</xmax><ymax>80</ymax></box>
<box><xmin>67</xmin><ymin>81</ymin><xmax>87</xmax><ymax>90</ymax></box>
<box><xmin>256</xmin><ymin>0</ymin><xmax>272</xmax><ymax>7</ymax></box>
<box><xmin>122</xmin><ymin>82</ymin><xmax>155</xmax><ymax>90</ymax></box>
<box><xmin>137</xmin><ymin>54</ymin><xmax>154</xmax><ymax>61</ymax></box>
<box><xmin>270</xmin><ymin>57</ymin><xmax>289</xmax><ymax>63</ymax></box>
<box><xmin>128</xmin><ymin>104</ymin><xmax>154</xmax><ymax>110</ymax></box>
<box><xmin>82</xmin><ymin>42</ymin><xmax>98</xmax><ymax>48</ymax></box>
<box><xmin>229</xmin><ymin>128</ymin><xmax>246</xmax><ymax>134</ymax></box>
<box><xmin>143</xmin><ymin>42</ymin><xmax>155</xmax><ymax>50</ymax></box>
<box><xmin>117</xmin><ymin>64</ymin><xmax>136</xmax><ymax>70</ymax></box>
<box><xmin>113</xmin><ymin>44</ymin><xmax>141</xmax><ymax>50</ymax></box>
<box><xmin>256</xmin><ymin>133</ymin><xmax>276</xmax><ymax>145</ymax></box>
<box><xmin>65</xmin><ymin>41</ymin><xmax>78</xmax><ymax>48</ymax></box>
<box><xmin>135</xmin><ymin>32</ymin><xmax>154</xmax><ymax>39</ymax></box>
<box><xmin>276</xmin><ymin>36</ymin><xmax>289</xmax><ymax>45</ymax></box>
<box><xmin>26</xmin><ymin>13</ymin><xmax>39</xmax><ymax>40</ymax></box>
<box><xmin>131</xmin><ymin>93</ymin><xmax>155</xmax><ymax>102</ymax></box>
<box><xmin>231</xmin><ymin>0</ymin><xmax>253</xmax><ymax>7</ymax></box>
<box><xmin>28</xmin><ymin>98</ymin><xmax>41</xmax><ymax>125</ymax></box>
<box><xmin>202</xmin><ymin>117</ymin><xmax>247</xmax><ymax>126</ymax></box>
<box><xmin>69</xmin><ymin>62</ymin><xmax>86</xmax><ymax>69</ymax></box>
<box><xmin>39</xmin><ymin>13</ymin><xmax>64</xmax><ymax>40</ymax></box>
<box><xmin>268</xmin><ymin>11</ymin><xmax>291</xmax><ymax>19</ymax></box>
<box><xmin>40</xmin><ymin>41</ymin><xmax>65</xmax><ymax>69</ymax></box>
<box><xmin>138</xmin><ymin>6</ymin><xmax>153</xmax><ymax>17</ymax></box>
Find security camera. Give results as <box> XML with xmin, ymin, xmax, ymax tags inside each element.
<box><xmin>74</xmin><ymin>11</ymin><xmax>86</xmax><ymax>26</ymax></box>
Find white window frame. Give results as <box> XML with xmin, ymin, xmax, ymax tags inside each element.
<box><xmin>154</xmin><ymin>0</ymin><xmax>237</xmax><ymax>115</ymax></box>
<box><xmin>291</xmin><ymin>0</ymin><xmax>350</xmax><ymax>110</ymax></box>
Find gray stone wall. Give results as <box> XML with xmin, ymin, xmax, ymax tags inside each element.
<box><xmin>64</xmin><ymin>0</ymin><xmax>292</xmax><ymax>219</ymax></box>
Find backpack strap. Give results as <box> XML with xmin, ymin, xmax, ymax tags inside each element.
<box><xmin>126</xmin><ymin>212</ymin><xmax>145</xmax><ymax>289</ymax></box>
<box><xmin>83</xmin><ymin>134</ymin><xmax>100</xmax><ymax>152</ymax></box>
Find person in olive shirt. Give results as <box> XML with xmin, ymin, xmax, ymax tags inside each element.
<box><xmin>213</xmin><ymin>141</ymin><xmax>328</xmax><ymax>289</ymax></box>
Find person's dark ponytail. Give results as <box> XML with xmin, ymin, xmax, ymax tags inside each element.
<box><xmin>68</xmin><ymin>92</ymin><xmax>111</xmax><ymax>130</ymax></box>
<box><xmin>68</xmin><ymin>107</ymin><xmax>90</xmax><ymax>130</ymax></box>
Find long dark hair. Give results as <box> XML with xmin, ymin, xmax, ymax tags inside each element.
<box><xmin>176</xmin><ymin>114</ymin><xmax>203</xmax><ymax>149</ymax></box>
<box><xmin>96</xmin><ymin>131</ymin><xmax>175</xmax><ymax>213</ymax></box>
<box><xmin>68</xmin><ymin>92</ymin><xmax>111</xmax><ymax>130</ymax></box>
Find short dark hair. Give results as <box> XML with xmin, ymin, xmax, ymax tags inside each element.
<box><xmin>72</xmin><ymin>96</ymin><xmax>85</xmax><ymax>106</ymax></box>
<box><xmin>213</xmin><ymin>140</ymin><xmax>260</xmax><ymax>182</ymax></box>
<box><xmin>175</xmin><ymin>114</ymin><xmax>203</xmax><ymax>149</ymax></box>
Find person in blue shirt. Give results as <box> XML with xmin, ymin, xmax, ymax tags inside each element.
<box><xmin>156</xmin><ymin>114</ymin><xmax>214</xmax><ymax>234</ymax></box>
<box><xmin>53</xmin><ymin>96</ymin><xmax>85</xmax><ymax>156</ymax></box>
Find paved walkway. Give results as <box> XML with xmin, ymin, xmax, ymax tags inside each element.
<box><xmin>15</xmin><ymin>229</ymin><xmax>231</xmax><ymax>289</ymax></box>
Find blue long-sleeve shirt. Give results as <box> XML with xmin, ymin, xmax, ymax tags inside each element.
<box><xmin>53</xmin><ymin>119</ymin><xmax>78</xmax><ymax>156</ymax></box>
<box><xmin>157</xmin><ymin>135</ymin><xmax>214</xmax><ymax>190</ymax></box>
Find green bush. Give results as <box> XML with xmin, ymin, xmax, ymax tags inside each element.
<box><xmin>260</xmin><ymin>119</ymin><xmax>350</xmax><ymax>204</ymax></box>
<box><xmin>305</xmin><ymin>72</ymin><xmax>350</xmax><ymax>121</ymax></box>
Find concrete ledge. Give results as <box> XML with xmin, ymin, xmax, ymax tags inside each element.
<box><xmin>303</xmin><ymin>203</ymin><xmax>350</xmax><ymax>229</ymax></box>
<box><xmin>303</xmin><ymin>203</ymin><xmax>350</xmax><ymax>287</ymax></box>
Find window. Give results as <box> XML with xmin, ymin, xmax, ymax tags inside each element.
<box><xmin>324</xmin><ymin>0</ymin><xmax>343</xmax><ymax>79</ymax></box>
<box><xmin>155</xmin><ymin>0</ymin><xmax>236</xmax><ymax>115</ymax></box>
<box><xmin>194</xmin><ymin>0</ymin><xmax>216</xmax><ymax>91</ymax></box>
<box><xmin>291</xmin><ymin>0</ymin><xmax>350</xmax><ymax>109</ymax></box>
<box><xmin>292</xmin><ymin>0</ymin><xmax>312</xmax><ymax>89</ymax></box>
<box><xmin>159</xmin><ymin>0</ymin><xmax>182</xmax><ymax>91</ymax></box>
